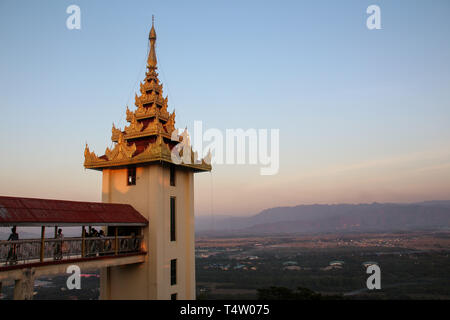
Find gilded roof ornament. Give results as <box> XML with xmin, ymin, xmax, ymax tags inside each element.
<box><xmin>105</xmin><ymin>133</ymin><xmax>136</xmax><ymax>161</ymax></box>
<box><xmin>84</xmin><ymin>144</ymin><xmax>104</xmax><ymax>164</ymax></box>
<box><xmin>147</xmin><ymin>16</ymin><xmax>157</xmax><ymax>70</ymax></box>
<box><xmin>164</xmin><ymin>111</ymin><xmax>176</xmax><ymax>133</ymax></box>
<box><xmin>124</xmin><ymin>113</ymin><xmax>144</xmax><ymax>135</ymax></box>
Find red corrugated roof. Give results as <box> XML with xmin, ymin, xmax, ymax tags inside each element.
<box><xmin>0</xmin><ymin>196</ymin><xmax>148</xmax><ymax>226</ymax></box>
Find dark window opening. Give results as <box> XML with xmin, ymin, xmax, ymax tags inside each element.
<box><xmin>171</xmin><ymin>293</ymin><xmax>177</xmax><ymax>300</ymax></box>
<box><xmin>127</xmin><ymin>167</ymin><xmax>136</xmax><ymax>186</ymax></box>
<box><xmin>170</xmin><ymin>165</ymin><xmax>176</xmax><ymax>186</ymax></box>
<box><xmin>171</xmin><ymin>259</ymin><xmax>177</xmax><ymax>285</ymax></box>
<box><xmin>170</xmin><ymin>197</ymin><xmax>176</xmax><ymax>241</ymax></box>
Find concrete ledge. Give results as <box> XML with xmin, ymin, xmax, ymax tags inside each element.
<box><xmin>0</xmin><ymin>252</ymin><xmax>147</xmax><ymax>281</ymax></box>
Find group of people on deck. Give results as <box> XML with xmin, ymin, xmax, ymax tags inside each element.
<box><xmin>85</xmin><ymin>227</ymin><xmax>105</xmax><ymax>238</ymax></box>
<box><xmin>84</xmin><ymin>227</ymin><xmax>108</xmax><ymax>257</ymax></box>
<box><xmin>4</xmin><ymin>226</ymin><xmax>138</xmax><ymax>265</ymax></box>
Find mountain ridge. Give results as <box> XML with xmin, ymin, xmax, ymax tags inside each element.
<box><xmin>196</xmin><ymin>201</ymin><xmax>450</xmax><ymax>235</ymax></box>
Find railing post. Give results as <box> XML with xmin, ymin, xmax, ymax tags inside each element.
<box><xmin>40</xmin><ymin>226</ymin><xmax>45</xmax><ymax>262</ymax></box>
<box><xmin>114</xmin><ymin>227</ymin><xmax>118</xmax><ymax>255</ymax></box>
<box><xmin>81</xmin><ymin>226</ymin><xmax>86</xmax><ymax>258</ymax></box>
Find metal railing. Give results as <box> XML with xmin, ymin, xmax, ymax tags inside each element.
<box><xmin>0</xmin><ymin>236</ymin><xmax>143</xmax><ymax>267</ymax></box>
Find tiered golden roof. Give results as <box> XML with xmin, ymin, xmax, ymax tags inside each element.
<box><xmin>84</xmin><ymin>21</ymin><xmax>211</xmax><ymax>172</ymax></box>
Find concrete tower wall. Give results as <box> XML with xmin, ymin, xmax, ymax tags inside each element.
<box><xmin>99</xmin><ymin>164</ymin><xmax>195</xmax><ymax>300</ymax></box>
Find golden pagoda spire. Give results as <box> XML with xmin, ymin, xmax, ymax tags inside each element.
<box><xmin>84</xmin><ymin>19</ymin><xmax>211</xmax><ymax>173</ymax></box>
<box><xmin>147</xmin><ymin>15</ymin><xmax>157</xmax><ymax>70</ymax></box>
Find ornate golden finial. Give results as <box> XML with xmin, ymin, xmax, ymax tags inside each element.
<box><xmin>147</xmin><ymin>16</ymin><xmax>157</xmax><ymax>70</ymax></box>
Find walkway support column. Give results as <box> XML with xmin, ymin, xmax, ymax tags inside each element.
<box><xmin>81</xmin><ymin>226</ymin><xmax>86</xmax><ymax>258</ymax></box>
<box><xmin>13</xmin><ymin>268</ymin><xmax>35</xmax><ymax>300</ymax></box>
<box><xmin>40</xmin><ymin>226</ymin><xmax>45</xmax><ymax>262</ymax></box>
<box><xmin>114</xmin><ymin>227</ymin><xmax>118</xmax><ymax>255</ymax></box>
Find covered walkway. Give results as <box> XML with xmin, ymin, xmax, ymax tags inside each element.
<box><xmin>0</xmin><ymin>196</ymin><xmax>148</xmax><ymax>299</ymax></box>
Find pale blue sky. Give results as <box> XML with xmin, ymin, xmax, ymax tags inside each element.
<box><xmin>0</xmin><ymin>1</ymin><xmax>449</xmax><ymax>216</ymax></box>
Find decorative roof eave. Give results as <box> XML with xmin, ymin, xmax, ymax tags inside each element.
<box><xmin>85</xmin><ymin>134</ymin><xmax>211</xmax><ymax>172</ymax></box>
<box><xmin>140</xmin><ymin>81</ymin><xmax>162</xmax><ymax>94</ymax></box>
<box><xmin>112</xmin><ymin>111</ymin><xmax>175</xmax><ymax>142</ymax></box>
<box><xmin>135</xmin><ymin>92</ymin><xmax>166</xmax><ymax>108</ymax></box>
<box><xmin>145</xmin><ymin>69</ymin><xmax>159</xmax><ymax>82</ymax></box>
<box><xmin>84</xmin><ymin>155</ymin><xmax>212</xmax><ymax>172</ymax></box>
<box><xmin>126</xmin><ymin>104</ymin><xmax>170</xmax><ymax>122</ymax></box>
<box><xmin>111</xmin><ymin>126</ymin><xmax>175</xmax><ymax>142</ymax></box>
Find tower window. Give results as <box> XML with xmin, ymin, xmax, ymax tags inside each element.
<box><xmin>170</xmin><ymin>259</ymin><xmax>177</xmax><ymax>285</ymax></box>
<box><xmin>170</xmin><ymin>197</ymin><xmax>176</xmax><ymax>241</ymax></box>
<box><xmin>171</xmin><ymin>293</ymin><xmax>177</xmax><ymax>300</ymax></box>
<box><xmin>127</xmin><ymin>167</ymin><xmax>136</xmax><ymax>185</ymax></box>
<box><xmin>170</xmin><ymin>165</ymin><xmax>176</xmax><ymax>186</ymax></box>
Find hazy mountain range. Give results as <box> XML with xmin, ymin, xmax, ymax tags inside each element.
<box><xmin>2</xmin><ymin>201</ymin><xmax>449</xmax><ymax>239</ymax></box>
<box><xmin>196</xmin><ymin>201</ymin><xmax>450</xmax><ymax>235</ymax></box>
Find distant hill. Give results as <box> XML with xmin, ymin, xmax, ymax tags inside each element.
<box><xmin>196</xmin><ymin>201</ymin><xmax>450</xmax><ymax>235</ymax></box>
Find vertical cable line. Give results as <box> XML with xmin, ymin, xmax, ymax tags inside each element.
<box><xmin>158</xmin><ymin>58</ymin><xmax>174</xmax><ymax>110</ymax></box>
<box><xmin>210</xmin><ymin>171</ymin><xmax>215</xmax><ymax>232</ymax></box>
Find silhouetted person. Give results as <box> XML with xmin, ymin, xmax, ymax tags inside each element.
<box><xmin>130</xmin><ymin>232</ymin><xmax>138</xmax><ymax>252</ymax></box>
<box><xmin>87</xmin><ymin>228</ymin><xmax>99</xmax><ymax>256</ymax></box>
<box><xmin>54</xmin><ymin>228</ymin><xmax>64</xmax><ymax>260</ymax></box>
<box><xmin>7</xmin><ymin>226</ymin><xmax>19</xmax><ymax>241</ymax></box>
<box><xmin>7</xmin><ymin>227</ymin><xmax>19</xmax><ymax>265</ymax></box>
<box><xmin>98</xmin><ymin>230</ymin><xmax>106</xmax><ymax>255</ymax></box>
<box><xmin>90</xmin><ymin>228</ymin><xmax>99</xmax><ymax>237</ymax></box>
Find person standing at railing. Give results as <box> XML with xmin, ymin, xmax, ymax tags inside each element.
<box><xmin>54</xmin><ymin>228</ymin><xmax>64</xmax><ymax>260</ymax></box>
<box><xmin>90</xmin><ymin>228</ymin><xmax>98</xmax><ymax>238</ymax></box>
<box><xmin>130</xmin><ymin>232</ymin><xmax>138</xmax><ymax>252</ymax></box>
<box><xmin>92</xmin><ymin>228</ymin><xmax>100</xmax><ymax>256</ymax></box>
<box><xmin>98</xmin><ymin>230</ymin><xmax>106</xmax><ymax>256</ymax></box>
<box><xmin>7</xmin><ymin>226</ymin><xmax>19</xmax><ymax>265</ymax></box>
